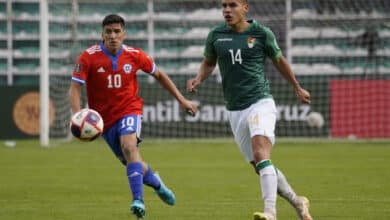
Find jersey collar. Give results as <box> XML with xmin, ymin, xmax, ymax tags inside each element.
<box><xmin>100</xmin><ymin>41</ymin><xmax>123</xmax><ymax>58</ymax></box>
<box><xmin>100</xmin><ymin>42</ymin><xmax>123</xmax><ymax>71</ymax></box>
<box><xmin>225</xmin><ymin>20</ymin><xmax>255</xmax><ymax>33</ymax></box>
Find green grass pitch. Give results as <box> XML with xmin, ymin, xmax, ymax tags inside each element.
<box><xmin>1</xmin><ymin>138</ymin><xmax>390</xmax><ymax>220</ymax></box>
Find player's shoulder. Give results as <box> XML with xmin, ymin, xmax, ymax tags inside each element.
<box><xmin>210</xmin><ymin>23</ymin><xmax>230</xmax><ymax>33</ymax></box>
<box><xmin>83</xmin><ymin>43</ymin><xmax>103</xmax><ymax>56</ymax></box>
<box><xmin>121</xmin><ymin>45</ymin><xmax>148</xmax><ymax>61</ymax></box>
<box><xmin>122</xmin><ymin>44</ymin><xmax>143</xmax><ymax>54</ymax></box>
<box><xmin>248</xmin><ymin>20</ymin><xmax>272</xmax><ymax>34</ymax></box>
<box><xmin>207</xmin><ymin>23</ymin><xmax>231</xmax><ymax>41</ymax></box>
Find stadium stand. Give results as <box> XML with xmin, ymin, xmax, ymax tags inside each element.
<box><xmin>290</xmin><ymin>0</ymin><xmax>390</xmax><ymax>75</ymax></box>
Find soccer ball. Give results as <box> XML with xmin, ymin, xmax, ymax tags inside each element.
<box><xmin>70</xmin><ymin>108</ymin><xmax>104</xmax><ymax>141</ymax></box>
<box><xmin>306</xmin><ymin>111</ymin><xmax>324</xmax><ymax>128</ymax></box>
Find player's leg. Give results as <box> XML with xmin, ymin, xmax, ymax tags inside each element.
<box><xmin>119</xmin><ymin>115</ymin><xmax>175</xmax><ymax>210</ymax></box>
<box><xmin>152</xmin><ymin>172</ymin><xmax>176</xmax><ymax>205</ymax></box>
<box><xmin>275</xmin><ymin>169</ymin><xmax>312</xmax><ymax>220</ymax></box>
<box><xmin>249</xmin><ymin>162</ymin><xmax>312</xmax><ymax>220</ymax></box>
<box><xmin>120</xmin><ymin>132</ymin><xmax>145</xmax><ymax>218</ymax></box>
<box><xmin>248</xmin><ymin>99</ymin><xmax>278</xmax><ymax>220</ymax></box>
<box><xmin>228</xmin><ymin>99</ymin><xmax>276</xmax><ymax>220</ymax></box>
<box><xmin>103</xmin><ymin>115</ymin><xmax>145</xmax><ymax>218</ymax></box>
<box><xmin>143</xmin><ymin>165</ymin><xmax>176</xmax><ymax>205</ymax></box>
<box><xmin>252</xmin><ymin>136</ymin><xmax>277</xmax><ymax>220</ymax></box>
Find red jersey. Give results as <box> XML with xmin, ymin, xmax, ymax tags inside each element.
<box><xmin>72</xmin><ymin>42</ymin><xmax>156</xmax><ymax>131</ymax></box>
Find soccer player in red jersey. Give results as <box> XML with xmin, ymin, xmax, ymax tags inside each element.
<box><xmin>69</xmin><ymin>14</ymin><xmax>197</xmax><ymax>219</ymax></box>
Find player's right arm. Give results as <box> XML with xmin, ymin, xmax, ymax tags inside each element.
<box><xmin>187</xmin><ymin>30</ymin><xmax>217</xmax><ymax>93</ymax></box>
<box><xmin>187</xmin><ymin>57</ymin><xmax>217</xmax><ymax>93</ymax></box>
<box><xmin>69</xmin><ymin>52</ymin><xmax>89</xmax><ymax>115</ymax></box>
<box><xmin>69</xmin><ymin>82</ymin><xmax>82</xmax><ymax>115</ymax></box>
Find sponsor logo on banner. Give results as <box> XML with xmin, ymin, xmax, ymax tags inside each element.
<box><xmin>12</xmin><ymin>92</ymin><xmax>55</xmax><ymax>135</ymax></box>
<box><xmin>142</xmin><ymin>99</ymin><xmax>311</xmax><ymax>123</ymax></box>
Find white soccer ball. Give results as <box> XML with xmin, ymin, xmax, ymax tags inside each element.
<box><xmin>70</xmin><ymin>108</ymin><xmax>104</xmax><ymax>141</ymax></box>
<box><xmin>306</xmin><ymin>111</ymin><xmax>324</xmax><ymax>128</ymax></box>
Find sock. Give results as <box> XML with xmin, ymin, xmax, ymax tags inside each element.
<box><xmin>126</xmin><ymin>162</ymin><xmax>144</xmax><ymax>201</ymax></box>
<box><xmin>257</xmin><ymin>160</ymin><xmax>277</xmax><ymax>213</ymax></box>
<box><xmin>143</xmin><ymin>166</ymin><xmax>161</xmax><ymax>190</ymax></box>
<box><xmin>275</xmin><ymin>168</ymin><xmax>299</xmax><ymax>205</ymax></box>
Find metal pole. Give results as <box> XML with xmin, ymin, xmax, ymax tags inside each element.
<box><xmin>40</xmin><ymin>0</ymin><xmax>49</xmax><ymax>147</ymax></box>
<box><xmin>6</xmin><ymin>1</ymin><xmax>12</xmax><ymax>85</ymax></box>
<box><xmin>286</xmin><ymin>0</ymin><xmax>292</xmax><ymax>63</ymax></box>
<box><xmin>147</xmin><ymin>0</ymin><xmax>155</xmax><ymax>83</ymax></box>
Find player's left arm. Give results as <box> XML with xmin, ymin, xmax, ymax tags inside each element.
<box><xmin>264</xmin><ymin>27</ymin><xmax>310</xmax><ymax>104</ymax></box>
<box><xmin>153</xmin><ymin>68</ymin><xmax>198</xmax><ymax>116</ymax></box>
<box><xmin>272</xmin><ymin>56</ymin><xmax>310</xmax><ymax>104</ymax></box>
<box><xmin>138</xmin><ymin>49</ymin><xmax>197</xmax><ymax>115</ymax></box>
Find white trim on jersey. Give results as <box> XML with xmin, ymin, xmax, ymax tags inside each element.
<box><xmin>71</xmin><ymin>77</ymin><xmax>85</xmax><ymax>84</ymax></box>
<box><xmin>86</xmin><ymin>45</ymin><xmax>102</xmax><ymax>55</ymax></box>
<box><xmin>148</xmin><ymin>63</ymin><xmax>156</xmax><ymax>75</ymax></box>
<box><xmin>136</xmin><ymin>115</ymin><xmax>142</xmax><ymax>138</ymax></box>
<box><xmin>122</xmin><ymin>44</ymin><xmax>139</xmax><ymax>53</ymax></box>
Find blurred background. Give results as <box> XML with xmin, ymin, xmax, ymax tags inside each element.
<box><xmin>0</xmin><ymin>0</ymin><xmax>389</xmax><ymax>143</ymax></box>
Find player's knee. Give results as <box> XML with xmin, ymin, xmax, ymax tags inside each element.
<box><xmin>252</xmin><ymin>135</ymin><xmax>273</xmax><ymax>158</ymax></box>
<box><xmin>121</xmin><ymin>143</ymin><xmax>138</xmax><ymax>157</ymax></box>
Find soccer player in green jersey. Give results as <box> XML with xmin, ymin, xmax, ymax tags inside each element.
<box><xmin>187</xmin><ymin>0</ymin><xmax>313</xmax><ymax>220</ymax></box>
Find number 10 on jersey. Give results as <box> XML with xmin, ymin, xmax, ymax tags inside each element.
<box><xmin>107</xmin><ymin>74</ymin><xmax>122</xmax><ymax>88</ymax></box>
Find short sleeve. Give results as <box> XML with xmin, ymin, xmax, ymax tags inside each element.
<box><xmin>203</xmin><ymin>31</ymin><xmax>217</xmax><ymax>60</ymax></box>
<box><xmin>264</xmin><ymin>27</ymin><xmax>282</xmax><ymax>61</ymax></box>
<box><xmin>71</xmin><ymin>52</ymin><xmax>89</xmax><ymax>84</ymax></box>
<box><xmin>138</xmin><ymin>49</ymin><xmax>156</xmax><ymax>75</ymax></box>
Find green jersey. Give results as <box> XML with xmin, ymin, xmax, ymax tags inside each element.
<box><xmin>204</xmin><ymin>20</ymin><xmax>282</xmax><ymax>110</ymax></box>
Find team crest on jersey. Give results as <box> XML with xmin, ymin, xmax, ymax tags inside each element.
<box><xmin>123</xmin><ymin>64</ymin><xmax>132</xmax><ymax>74</ymax></box>
<box><xmin>247</xmin><ymin>37</ymin><xmax>256</xmax><ymax>48</ymax></box>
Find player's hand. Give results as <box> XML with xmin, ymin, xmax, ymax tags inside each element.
<box><xmin>187</xmin><ymin>78</ymin><xmax>201</xmax><ymax>93</ymax></box>
<box><xmin>182</xmin><ymin>100</ymin><xmax>198</xmax><ymax>116</ymax></box>
<box><xmin>296</xmin><ymin>87</ymin><xmax>311</xmax><ymax>104</ymax></box>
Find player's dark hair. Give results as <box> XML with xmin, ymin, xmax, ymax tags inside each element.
<box><xmin>102</xmin><ymin>14</ymin><xmax>125</xmax><ymax>28</ymax></box>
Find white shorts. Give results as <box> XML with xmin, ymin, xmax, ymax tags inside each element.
<box><xmin>228</xmin><ymin>98</ymin><xmax>277</xmax><ymax>162</ymax></box>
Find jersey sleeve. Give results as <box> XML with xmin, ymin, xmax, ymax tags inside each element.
<box><xmin>203</xmin><ymin>30</ymin><xmax>217</xmax><ymax>60</ymax></box>
<box><xmin>264</xmin><ymin>27</ymin><xmax>282</xmax><ymax>61</ymax></box>
<box><xmin>71</xmin><ymin>52</ymin><xmax>90</xmax><ymax>85</ymax></box>
<box><xmin>138</xmin><ymin>49</ymin><xmax>156</xmax><ymax>75</ymax></box>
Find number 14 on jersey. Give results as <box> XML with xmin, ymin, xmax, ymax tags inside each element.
<box><xmin>229</xmin><ymin>49</ymin><xmax>242</xmax><ymax>64</ymax></box>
